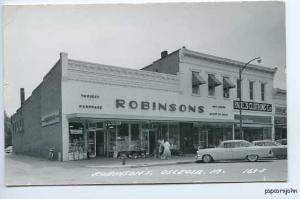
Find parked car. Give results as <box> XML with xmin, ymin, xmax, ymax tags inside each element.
<box><xmin>5</xmin><ymin>146</ymin><xmax>14</xmax><ymax>153</ymax></box>
<box><xmin>276</xmin><ymin>139</ymin><xmax>287</xmax><ymax>145</ymax></box>
<box><xmin>196</xmin><ymin>140</ymin><xmax>273</xmax><ymax>163</ymax></box>
<box><xmin>252</xmin><ymin>140</ymin><xmax>287</xmax><ymax>159</ymax></box>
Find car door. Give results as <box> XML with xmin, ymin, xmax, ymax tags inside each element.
<box><xmin>231</xmin><ymin>141</ymin><xmax>252</xmax><ymax>160</ymax></box>
<box><xmin>217</xmin><ymin>142</ymin><xmax>234</xmax><ymax>160</ymax></box>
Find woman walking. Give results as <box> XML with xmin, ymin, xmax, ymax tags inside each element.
<box><xmin>162</xmin><ymin>139</ymin><xmax>171</xmax><ymax>160</ymax></box>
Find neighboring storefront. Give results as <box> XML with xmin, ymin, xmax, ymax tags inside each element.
<box><xmin>11</xmin><ymin>47</ymin><xmax>277</xmax><ymax>161</ymax></box>
<box><xmin>273</xmin><ymin>88</ymin><xmax>287</xmax><ymax>140</ymax></box>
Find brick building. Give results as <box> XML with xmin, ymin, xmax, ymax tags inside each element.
<box><xmin>11</xmin><ymin>47</ymin><xmax>277</xmax><ymax>161</ymax></box>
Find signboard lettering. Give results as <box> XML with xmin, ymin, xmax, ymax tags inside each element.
<box><xmin>116</xmin><ymin>99</ymin><xmax>205</xmax><ymax>113</ymax></box>
<box><xmin>233</xmin><ymin>100</ymin><xmax>272</xmax><ymax>112</ymax></box>
<box><xmin>41</xmin><ymin>110</ymin><xmax>60</xmax><ymax>127</ymax></box>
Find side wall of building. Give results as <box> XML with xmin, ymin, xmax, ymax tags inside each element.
<box><xmin>11</xmin><ymin>59</ymin><xmax>63</xmax><ymax>159</ymax></box>
<box><xmin>40</xmin><ymin>60</ymin><xmax>63</xmax><ymax>159</ymax></box>
<box><xmin>142</xmin><ymin>51</ymin><xmax>180</xmax><ymax>75</ymax></box>
<box><xmin>12</xmin><ymin>86</ymin><xmax>42</xmax><ymax>156</ymax></box>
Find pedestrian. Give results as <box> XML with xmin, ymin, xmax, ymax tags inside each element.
<box><xmin>158</xmin><ymin>138</ymin><xmax>164</xmax><ymax>159</ymax></box>
<box><xmin>162</xmin><ymin>139</ymin><xmax>171</xmax><ymax>160</ymax></box>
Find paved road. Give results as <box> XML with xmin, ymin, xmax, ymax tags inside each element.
<box><xmin>5</xmin><ymin>154</ymin><xmax>287</xmax><ymax>186</ymax></box>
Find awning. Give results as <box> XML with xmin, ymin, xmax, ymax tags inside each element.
<box><xmin>192</xmin><ymin>72</ymin><xmax>206</xmax><ymax>86</ymax></box>
<box><xmin>223</xmin><ymin>77</ymin><xmax>235</xmax><ymax>89</ymax></box>
<box><xmin>208</xmin><ymin>74</ymin><xmax>222</xmax><ymax>87</ymax></box>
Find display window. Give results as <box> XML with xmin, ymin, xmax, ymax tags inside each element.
<box><xmin>130</xmin><ymin>124</ymin><xmax>141</xmax><ymax>151</ymax></box>
<box><xmin>169</xmin><ymin>124</ymin><xmax>179</xmax><ymax>150</ymax></box>
<box><xmin>108</xmin><ymin>126</ymin><xmax>117</xmax><ymax>152</ymax></box>
<box><xmin>68</xmin><ymin>122</ymin><xmax>86</xmax><ymax>160</ymax></box>
<box><xmin>117</xmin><ymin>124</ymin><xmax>129</xmax><ymax>151</ymax></box>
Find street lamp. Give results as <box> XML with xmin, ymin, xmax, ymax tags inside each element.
<box><xmin>239</xmin><ymin>56</ymin><xmax>262</xmax><ymax>140</ymax></box>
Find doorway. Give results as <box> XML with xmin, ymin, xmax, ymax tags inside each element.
<box><xmin>149</xmin><ymin>130</ymin><xmax>156</xmax><ymax>155</ymax></box>
<box><xmin>96</xmin><ymin>130</ymin><xmax>105</xmax><ymax>156</ymax></box>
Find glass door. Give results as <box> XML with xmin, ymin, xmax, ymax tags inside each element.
<box><xmin>88</xmin><ymin>130</ymin><xmax>96</xmax><ymax>158</ymax></box>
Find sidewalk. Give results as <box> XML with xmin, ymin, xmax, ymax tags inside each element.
<box><xmin>5</xmin><ymin>153</ymin><xmax>197</xmax><ymax>169</ymax></box>
<box><xmin>83</xmin><ymin>154</ymin><xmax>197</xmax><ymax>169</ymax></box>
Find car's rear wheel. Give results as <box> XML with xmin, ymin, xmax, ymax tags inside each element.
<box><xmin>202</xmin><ymin>154</ymin><xmax>213</xmax><ymax>163</ymax></box>
<box><xmin>247</xmin><ymin>154</ymin><xmax>258</xmax><ymax>162</ymax></box>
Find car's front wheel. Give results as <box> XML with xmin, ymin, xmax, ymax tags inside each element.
<box><xmin>246</xmin><ymin>154</ymin><xmax>258</xmax><ymax>162</ymax></box>
<box><xmin>202</xmin><ymin>154</ymin><xmax>213</xmax><ymax>163</ymax></box>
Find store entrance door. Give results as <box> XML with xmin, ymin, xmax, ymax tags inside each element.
<box><xmin>149</xmin><ymin>130</ymin><xmax>156</xmax><ymax>155</ymax></box>
<box><xmin>96</xmin><ymin>130</ymin><xmax>105</xmax><ymax>156</ymax></box>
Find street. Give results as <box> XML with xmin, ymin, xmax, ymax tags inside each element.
<box><xmin>5</xmin><ymin>154</ymin><xmax>287</xmax><ymax>186</ymax></box>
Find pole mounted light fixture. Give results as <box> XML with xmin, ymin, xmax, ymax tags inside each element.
<box><xmin>239</xmin><ymin>56</ymin><xmax>262</xmax><ymax>140</ymax></box>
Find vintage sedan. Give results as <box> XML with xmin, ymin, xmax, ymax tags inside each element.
<box><xmin>196</xmin><ymin>140</ymin><xmax>273</xmax><ymax>163</ymax></box>
<box><xmin>252</xmin><ymin>140</ymin><xmax>287</xmax><ymax>159</ymax></box>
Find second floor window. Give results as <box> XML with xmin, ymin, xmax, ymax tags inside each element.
<box><xmin>192</xmin><ymin>71</ymin><xmax>206</xmax><ymax>94</ymax></box>
<box><xmin>249</xmin><ymin>81</ymin><xmax>254</xmax><ymax>100</ymax></box>
<box><xmin>208</xmin><ymin>74</ymin><xmax>221</xmax><ymax>96</ymax></box>
<box><xmin>261</xmin><ymin>83</ymin><xmax>266</xmax><ymax>101</ymax></box>
<box><xmin>223</xmin><ymin>77</ymin><xmax>235</xmax><ymax>98</ymax></box>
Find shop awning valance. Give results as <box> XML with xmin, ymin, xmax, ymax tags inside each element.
<box><xmin>192</xmin><ymin>72</ymin><xmax>206</xmax><ymax>86</ymax></box>
<box><xmin>223</xmin><ymin>77</ymin><xmax>235</xmax><ymax>89</ymax></box>
<box><xmin>208</xmin><ymin>74</ymin><xmax>222</xmax><ymax>87</ymax></box>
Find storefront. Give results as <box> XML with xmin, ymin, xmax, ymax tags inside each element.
<box><xmin>272</xmin><ymin>88</ymin><xmax>287</xmax><ymax>140</ymax></box>
<box><xmin>233</xmin><ymin>100</ymin><xmax>273</xmax><ymax>142</ymax></box>
<box><xmin>67</xmin><ymin>119</ymin><xmax>182</xmax><ymax>159</ymax></box>
<box><xmin>11</xmin><ymin>48</ymin><xmax>277</xmax><ymax>161</ymax></box>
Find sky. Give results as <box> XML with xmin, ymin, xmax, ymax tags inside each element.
<box><xmin>3</xmin><ymin>2</ymin><xmax>286</xmax><ymax>116</ymax></box>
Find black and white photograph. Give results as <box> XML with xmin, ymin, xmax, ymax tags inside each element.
<box><xmin>3</xmin><ymin>0</ymin><xmax>289</xmax><ymax>188</ymax></box>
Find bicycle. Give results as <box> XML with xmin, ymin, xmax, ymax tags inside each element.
<box><xmin>48</xmin><ymin>147</ymin><xmax>55</xmax><ymax>160</ymax></box>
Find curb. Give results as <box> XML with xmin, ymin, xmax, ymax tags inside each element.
<box><xmin>86</xmin><ymin>160</ymin><xmax>196</xmax><ymax>169</ymax></box>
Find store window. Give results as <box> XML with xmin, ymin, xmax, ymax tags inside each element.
<box><xmin>69</xmin><ymin>122</ymin><xmax>85</xmax><ymax>159</ymax></box>
<box><xmin>192</xmin><ymin>71</ymin><xmax>206</xmax><ymax>95</ymax></box>
<box><xmin>208</xmin><ymin>74</ymin><xmax>221</xmax><ymax>96</ymax></box>
<box><xmin>160</xmin><ymin>124</ymin><xmax>169</xmax><ymax>140</ymax></box>
<box><xmin>249</xmin><ymin>81</ymin><xmax>254</xmax><ymax>100</ymax></box>
<box><xmin>108</xmin><ymin>126</ymin><xmax>117</xmax><ymax>152</ymax></box>
<box><xmin>130</xmin><ymin>124</ymin><xmax>140</xmax><ymax>151</ymax></box>
<box><xmin>169</xmin><ymin>124</ymin><xmax>179</xmax><ymax>150</ymax></box>
<box><xmin>261</xmin><ymin>83</ymin><xmax>266</xmax><ymax>101</ymax></box>
<box><xmin>117</xmin><ymin>124</ymin><xmax>129</xmax><ymax>151</ymax></box>
<box><xmin>223</xmin><ymin>77</ymin><xmax>235</xmax><ymax>98</ymax></box>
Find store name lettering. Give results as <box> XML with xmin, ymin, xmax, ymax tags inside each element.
<box><xmin>116</xmin><ymin>99</ymin><xmax>204</xmax><ymax>113</ymax></box>
<box><xmin>233</xmin><ymin>100</ymin><xmax>272</xmax><ymax>112</ymax></box>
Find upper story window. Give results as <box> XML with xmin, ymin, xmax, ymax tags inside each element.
<box><xmin>192</xmin><ymin>71</ymin><xmax>206</xmax><ymax>95</ymax></box>
<box><xmin>208</xmin><ymin>74</ymin><xmax>221</xmax><ymax>96</ymax></box>
<box><xmin>261</xmin><ymin>83</ymin><xmax>266</xmax><ymax>101</ymax></box>
<box><xmin>237</xmin><ymin>79</ymin><xmax>241</xmax><ymax>98</ymax></box>
<box><xmin>223</xmin><ymin>77</ymin><xmax>235</xmax><ymax>98</ymax></box>
<box><xmin>249</xmin><ymin>81</ymin><xmax>254</xmax><ymax>100</ymax></box>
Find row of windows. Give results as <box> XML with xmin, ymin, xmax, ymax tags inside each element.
<box><xmin>192</xmin><ymin>71</ymin><xmax>266</xmax><ymax>101</ymax></box>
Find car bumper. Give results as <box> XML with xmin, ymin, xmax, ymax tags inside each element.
<box><xmin>195</xmin><ymin>154</ymin><xmax>203</xmax><ymax>161</ymax></box>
